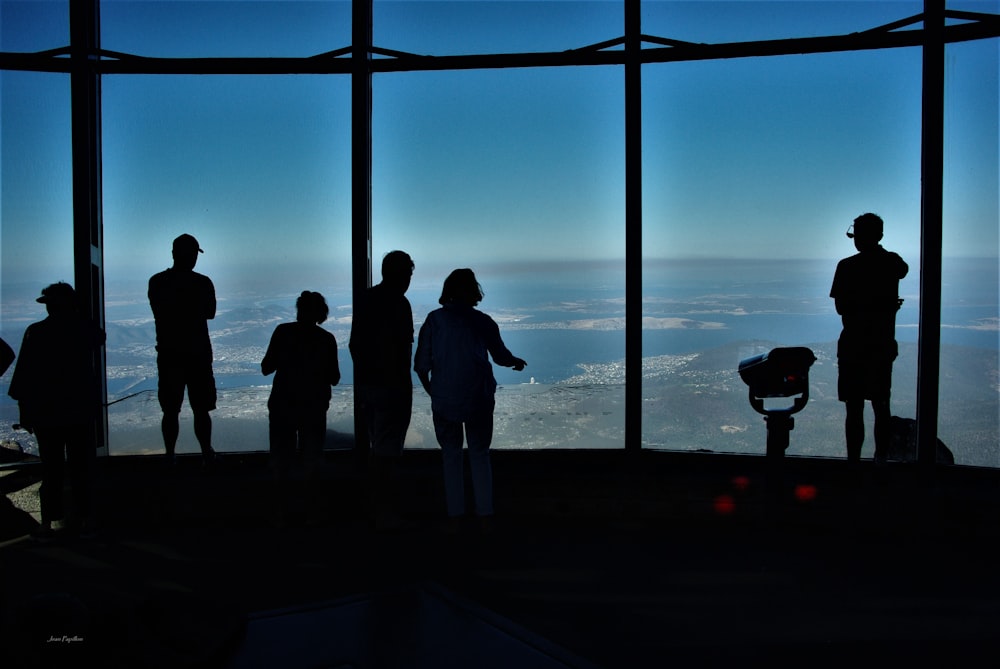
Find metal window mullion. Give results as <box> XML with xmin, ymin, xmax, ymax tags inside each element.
<box><xmin>70</xmin><ymin>0</ymin><xmax>108</xmax><ymax>455</ymax></box>
<box><xmin>352</xmin><ymin>0</ymin><xmax>374</xmax><ymax>452</ymax></box>
<box><xmin>625</xmin><ymin>0</ymin><xmax>642</xmax><ymax>453</ymax></box>
<box><xmin>917</xmin><ymin>0</ymin><xmax>945</xmax><ymax>468</ymax></box>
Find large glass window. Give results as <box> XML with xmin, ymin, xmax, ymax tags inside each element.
<box><xmin>374</xmin><ymin>0</ymin><xmax>622</xmax><ymax>56</ymax></box>
<box><xmin>0</xmin><ymin>71</ymin><xmax>73</xmax><ymax>459</ymax></box>
<box><xmin>102</xmin><ymin>75</ymin><xmax>352</xmax><ymax>455</ymax></box>
<box><xmin>939</xmin><ymin>36</ymin><xmax>999</xmax><ymax>468</ymax></box>
<box><xmin>2</xmin><ymin>0</ymin><xmax>996</xmax><ymax>464</ymax></box>
<box><xmin>641</xmin><ymin>48</ymin><xmax>923</xmax><ymax>457</ymax></box>
<box><xmin>374</xmin><ymin>67</ymin><xmax>626</xmax><ymax>449</ymax></box>
<box><xmin>101</xmin><ymin>1</ymin><xmax>351</xmax><ymax>58</ymax></box>
<box><xmin>641</xmin><ymin>0</ymin><xmax>923</xmax><ymax>44</ymax></box>
<box><xmin>0</xmin><ymin>0</ymin><xmax>68</xmax><ymax>52</ymax></box>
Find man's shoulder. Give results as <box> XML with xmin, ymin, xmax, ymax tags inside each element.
<box><xmin>191</xmin><ymin>270</ymin><xmax>215</xmax><ymax>288</ymax></box>
<box><xmin>148</xmin><ymin>268</ymin><xmax>170</xmax><ymax>286</ymax></box>
<box><xmin>369</xmin><ymin>283</ymin><xmax>409</xmax><ymax>306</ymax></box>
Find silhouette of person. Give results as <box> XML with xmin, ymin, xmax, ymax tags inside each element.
<box><xmin>830</xmin><ymin>213</ymin><xmax>909</xmax><ymax>464</ymax></box>
<box><xmin>414</xmin><ymin>269</ymin><xmax>526</xmax><ymax>531</ymax></box>
<box><xmin>8</xmin><ymin>283</ymin><xmax>105</xmax><ymax>539</ymax></box>
<box><xmin>148</xmin><ymin>234</ymin><xmax>218</xmax><ymax>466</ymax></box>
<box><xmin>261</xmin><ymin>291</ymin><xmax>340</xmax><ymax>522</ymax></box>
<box><xmin>349</xmin><ymin>250</ymin><xmax>414</xmax><ymax>528</ymax></box>
<box><xmin>0</xmin><ymin>336</ymin><xmax>14</xmax><ymax>377</ymax></box>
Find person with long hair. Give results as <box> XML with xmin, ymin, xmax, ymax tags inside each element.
<box><xmin>414</xmin><ymin>269</ymin><xmax>526</xmax><ymax>532</ymax></box>
<box><xmin>262</xmin><ymin>290</ymin><xmax>341</xmax><ymax>523</ymax></box>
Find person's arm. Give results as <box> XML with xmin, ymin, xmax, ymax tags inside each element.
<box><xmin>482</xmin><ymin>315</ymin><xmax>526</xmax><ymax>371</ymax></box>
<box><xmin>895</xmin><ymin>253</ymin><xmax>909</xmax><ymax>280</ymax></box>
<box><xmin>206</xmin><ymin>278</ymin><xmax>217</xmax><ymax>320</ymax></box>
<box><xmin>328</xmin><ymin>333</ymin><xmax>341</xmax><ymax>387</ymax></box>
<box><xmin>261</xmin><ymin>327</ymin><xmax>280</xmax><ymax>376</ymax></box>
<box><xmin>7</xmin><ymin>327</ymin><xmax>38</xmax><ymax>431</ymax></box>
<box><xmin>0</xmin><ymin>337</ymin><xmax>14</xmax><ymax>377</ymax></box>
<box><xmin>148</xmin><ymin>276</ymin><xmax>162</xmax><ymax>320</ymax></box>
<box><xmin>413</xmin><ymin>321</ymin><xmax>433</xmax><ymax>395</ymax></box>
<box><xmin>416</xmin><ymin>369</ymin><xmax>432</xmax><ymax>396</ymax></box>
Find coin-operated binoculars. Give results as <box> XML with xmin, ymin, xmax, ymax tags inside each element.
<box><xmin>738</xmin><ymin>347</ymin><xmax>816</xmax><ymax>461</ymax></box>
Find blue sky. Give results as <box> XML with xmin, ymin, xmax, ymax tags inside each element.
<box><xmin>1</xmin><ymin>1</ymin><xmax>997</xmax><ymax>295</ymax></box>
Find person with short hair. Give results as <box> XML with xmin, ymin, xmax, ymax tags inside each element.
<box><xmin>830</xmin><ymin>213</ymin><xmax>909</xmax><ymax>464</ymax></box>
<box><xmin>349</xmin><ymin>250</ymin><xmax>415</xmax><ymax>528</ymax></box>
<box><xmin>148</xmin><ymin>233</ymin><xmax>218</xmax><ymax>466</ymax></box>
<box><xmin>415</xmin><ymin>268</ymin><xmax>526</xmax><ymax>531</ymax></box>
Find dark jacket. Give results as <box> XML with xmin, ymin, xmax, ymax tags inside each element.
<box><xmin>8</xmin><ymin>315</ymin><xmax>105</xmax><ymax>429</ymax></box>
<box><xmin>262</xmin><ymin>321</ymin><xmax>340</xmax><ymax>414</ymax></box>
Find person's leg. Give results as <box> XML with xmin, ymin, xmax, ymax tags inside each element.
<box><xmin>193</xmin><ymin>411</ymin><xmax>214</xmax><ymax>457</ymax></box>
<box><xmin>34</xmin><ymin>427</ymin><xmax>66</xmax><ymax>528</ymax></box>
<box><xmin>161</xmin><ymin>413</ymin><xmax>180</xmax><ymax>457</ymax></box>
<box><xmin>157</xmin><ymin>357</ymin><xmax>184</xmax><ymax>458</ymax></box>
<box><xmin>188</xmin><ymin>361</ymin><xmax>218</xmax><ymax>459</ymax></box>
<box><xmin>65</xmin><ymin>426</ymin><xmax>95</xmax><ymax>528</ymax></box>
<box><xmin>370</xmin><ymin>388</ymin><xmax>412</xmax><ymax>525</ymax></box>
<box><xmin>872</xmin><ymin>397</ymin><xmax>892</xmax><ymax>464</ymax></box>
<box><xmin>300</xmin><ymin>410</ymin><xmax>327</xmax><ymax>520</ymax></box>
<box><xmin>464</xmin><ymin>409</ymin><xmax>495</xmax><ymax>517</ymax></box>
<box><xmin>844</xmin><ymin>399</ymin><xmax>865</xmax><ymax>462</ymax></box>
<box><xmin>268</xmin><ymin>410</ymin><xmax>296</xmax><ymax>479</ymax></box>
<box><xmin>432</xmin><ymin>412</ymin><xmax>466</xmax><ymax>518</ymax></box>
<box><xmin>268</xmin><ymin>410</ymin><xmax>297</xmax><ymax>521</ymax></box>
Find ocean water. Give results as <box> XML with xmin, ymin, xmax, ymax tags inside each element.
<box><xmin>1</xmin><ymin>258</ymin><xmax>997</xmax><ymax>464</ymax></box>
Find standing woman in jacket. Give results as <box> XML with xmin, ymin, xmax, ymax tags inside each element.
<box><xmin>414</xmin><ymin>269</ymin><xmax>526</xmax><ymax>531</ymax></box>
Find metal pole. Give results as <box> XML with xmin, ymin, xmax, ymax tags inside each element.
<box><xmin>916</xmin><ymin>0</ymin><xmax>945</xmax><ymax>467</ymax></box>
<box><xmin>352</xmin><ymin>0</ymin><xmax>374</xmax><ymax>454</ymax></box>
<box><xmin>70</xmin><ymin>0</ymin><xmax>108</xmax><ymax>455</ymax></box>
<box><xmin>624</xmin><ymin>0</ymin><xmax>642</xmax><ymax>453</ymax></box>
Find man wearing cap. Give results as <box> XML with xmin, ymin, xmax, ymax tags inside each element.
<box><xmin>8</xmin><ymin>282</ymin><xmax>105</xmax><ymax>539</ymax></box>
<box><xmin>148</xmin><ymin>234</ymin><xmax>218</xmax><ymax>465</ymax></box>
<box><xmin>830</xmin><ymin>213</ymin><xmax>909</xmax><ymax>464</ymax></box>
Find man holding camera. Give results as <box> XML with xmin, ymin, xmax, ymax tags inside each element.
<box><xmin>830</xmin><ymin>213</ymin><xmax>909</xmax><ymax>464</ymax></box>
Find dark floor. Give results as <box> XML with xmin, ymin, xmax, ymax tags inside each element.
<box><xmin>2</xmin><ymin>449</ymin><xmax>999</xmax><ymax>668</ymax></box>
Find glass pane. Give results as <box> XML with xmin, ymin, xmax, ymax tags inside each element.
<box><xmin>102</xmin><ymin>75</ymin><xmax>352</xmax><ymax>455</ymax></box>
<box><xmin>0</xmin><ymin>71</ymin><xmax>73</xmax><ymax>460</ymax></box>
<box><xmin>374</xmin><ymin>0</ymin><xmax>622</xmax><ymax>56</ymax></box>
<box><xmin>374</xmin><ymin>67</ymin><xmax>625</xmax><ymax>449</ymax></box>
<box><xmin>642</xmin><ymin>0</ymin><xmax>923</xmax><ymax>44</ymax></box>
<box><xmin>642</xmin><ymin>48</ymin><xmax>923</xmax><ymax>458</ymax></box>
<box><xmin>0</xmin><ymin>1</ymin><xmax>68</xmax><ymax>52</ymax></box>
<box><xmin>940</xmin><ymin>37</ymin><xmax>999</xmax><ymax>468</ymax></box>
<box><xmin>101</xmin><ymin>1</ymin><xmax>351</xmax><ymax>58</ymax></box>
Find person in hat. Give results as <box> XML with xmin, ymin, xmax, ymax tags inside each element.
<box><xmin>830</xmin><ymin>213</ymin><xmax>909</xmax><ymax>464</ymax></box>
<box><xmin>148</xmin><ymin>234</ymin><xmax>218</xmax><ymax>466</ymax></box>
<box><xmin>8</xmin><ymin>282</ymin><xmax>105</xmax><ymax>539</ymax></box>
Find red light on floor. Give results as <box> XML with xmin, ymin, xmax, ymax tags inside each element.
<box><xmin>714</xmin><ymin>494</ymin><xmax>736</xmax><ymax>514</ymax></box>
<box><xmin>732</xmin><ymin>475</ymin><xmax>751</xmax><ymax>492</ymax></box>
<box><xmin>794</xmin><ymin>484</ymin><xmax>818</xmax><ymax>502</ymax></box>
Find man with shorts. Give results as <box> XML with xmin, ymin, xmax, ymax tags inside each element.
<box><xmin>148</xmin><ymin>234</ymin><xmax>218</xmax><ymax>466</ymax></box>
<box><xmin>830</xmin><ymin>213</ymin><xmax>909</xmax><ymax>464</ymax></box>
<box><xmin>350</xmin><ymin>250</ymin><xmax>414</xmax><ymax>527</ymax></box>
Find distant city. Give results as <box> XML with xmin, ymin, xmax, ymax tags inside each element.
<box><xmin>1</xmin><ymin>259</ymin><xmax>996</xmax><ymax>467</ymax></box>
